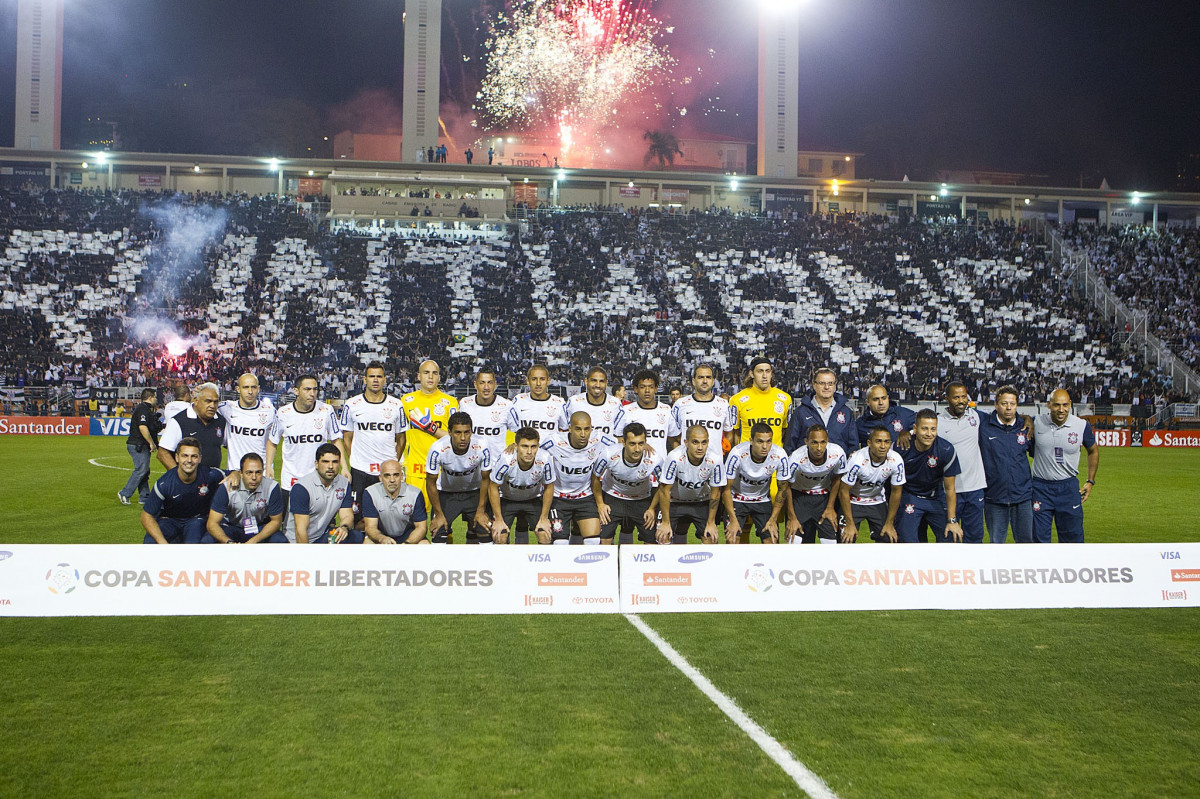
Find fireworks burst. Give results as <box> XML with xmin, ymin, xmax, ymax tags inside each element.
<box><xmin>476</xmin><ymin>0</ymin><xmax>675</xmax><ymax>153</ymax></box>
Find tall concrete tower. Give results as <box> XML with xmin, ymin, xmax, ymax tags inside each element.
<box><xmin>402</xmin><ymin>0</ymin><xmax>443</xmax><ymax>162</ymax></box>
<box><xmin>13</xmin><ymin>0</ymin><xmax>64</xmax><ymax>151</ymax></box>
<box><xmin>757</xmin><ymin>4</ymin><xmax>800</xmax><ymax>178</ymax></box>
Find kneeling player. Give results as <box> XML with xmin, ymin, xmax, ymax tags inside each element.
<box><xmin>286</xmin><ymin>443</ymin><xmax>362</xmax><ymax>543</ymax></box>
<box><xmin>362</xmin><ymin>460</ymin><xmax>429</xmax><ymax>544</ymax></box>
<box><xmin>204</xmin><ymin>452</ymin><xmax>287</xmax><ymax>543</ymax></box>
<box><xmin>839</xmin><ymin>426</ymin><xmax>905</xmax><ymax>543</ymax></box>
<box><xmin>724</xmin><ymin>422</ymin><xmax>789</xmax><ymax>543</ymax></box>
<box><xmin>593</xmin><ymin>423</ymin><xmax>662</xmax><ymax>544</ymax></box>
<box><xmin>484</xmin><ymin>427</ymin><xmax>555</xmax><ymax>544</ymax></box>
<box><xmin>783</xmin><ymin>424</ymin><xmax>846</xmax><ymax>544</ymax></box>
<box><xmin>656</xmin><ymin>426</ymin><xmax>726</xmax><ymax>544</ymax></box>
<box><xmin>425</xmin><ymin>412</ymin><xmax>493</xmax><ymax>544</ymax></box>
<box><xmin>541</xmin><ymin>411</ymin><xmax>614</xmax><ymax>544</ymax></box>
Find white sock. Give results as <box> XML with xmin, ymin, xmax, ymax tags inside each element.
<box><xmin>553</xmin><ymin>539</ymin><xmax>569</xmax><ymax>545</ymax></box>
<box><xmin>583</xmin><ymin>537</ymin><xmax>601</xmax><ymax>546</ymax></box>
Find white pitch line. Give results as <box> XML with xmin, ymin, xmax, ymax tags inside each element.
<box><xmin>88</xmin><ymin>457</ymin><xmax>132</xmax><ymax>472</ymax></box>
<box><xmin>624</xmin><ymin>613</ymin><xmax>839</xmax><ymax>799</ymax></box>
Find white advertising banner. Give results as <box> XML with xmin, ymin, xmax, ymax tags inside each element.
<box><xmin>618</xmin><ymin>544</ymin><xmax>1200</xmax><ymax>613</ymax></box>
<box><xmin>0</xmin><ymin>545</ymin><xmax>619</xmax><ymax>617</ymax></box>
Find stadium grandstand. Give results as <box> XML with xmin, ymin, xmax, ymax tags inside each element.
<box><xmin>1</xmin><ymin>184</ymin><xmax>1195</xmax><ymax>418</ymax></box>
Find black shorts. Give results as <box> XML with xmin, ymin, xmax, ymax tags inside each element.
<box><xmin>793</xmin><ymin>492</ymin><xmax>838</xmax><ymax>543</ymax></box>
<box><xmin>732</xmin><ymin>500</ymin><xmax>775</xmax><ymax>540</ymax></box>
<box><xmin>497</xmin><ymin>497</ymin><xmax>544</xmax><ymax>530</ymax></box>
<box><xmin>670</xmin><ymin>502</ymin><xmax>711</xmax><ymax>542</ymax></box>
<box><xmin>550</xmin><ymin>496</ymin><xmax>599</xmax><ymax>540</ymax></box>
<box><xmin>350</xmin><ymin>468</ymin><xmax>381</xmax><ymax>517</ymax></box>
<box><xmin>600</xmin><ymin>494</ymin><xmax>654</xmax><ymax>542</ymax></box>
<box><xmin>849</xmin><ymin>501</ymin><xmax>889</xmax><ymax>542</ymax></box>
<box><xmin>435</xmin><ymin>490</ymin><xmax>488</xmax><ymax>542</ymax></box>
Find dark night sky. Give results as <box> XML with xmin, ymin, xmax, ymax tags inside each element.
<box><xmin>0</xmin><ymin>0</ymin><xmax>1196</xmax><ymax>187</ymax></box>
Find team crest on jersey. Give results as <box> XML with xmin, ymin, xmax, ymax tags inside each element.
<box><xmin>198</xmin><ymin>485</ymin><xmax>209</xmax><ymax>496</ymax></box>
<box><xmin>1033</xmin><ymin>501</ymin><xmax>1042</xmax><ymax>511</ymax></box>
<box><xmin>402</xmin><ymin>502</ymin><xmax>414</xmax><ymax>515</ymax></box>
<box><xmin>258</xmin><ymin>413</ymin><xmax>270</xmax><ymax>425</ymax></box>
<box><xmin>433</xmin><ymin>400</ymin><xmax>449</xmax><ymax>416</ymax></box>
<box><xmin>968</xmin><ymin>415</ymin><xmax>978</xmax><ymax>427</ymax></box>
<box><xmin>1017</xmin><ymin>433</ymin><xmax>1027</xmax><ymax>445</ymax></box>
<box><xmin>773</xmin><ymin>401</ymin><xmax>784</xmax><ymax>414</ymax></box>
<box><xmin>216</xmin><ymin>429</ymin><xmax>223</xmax><ymax>438</ymax></box>
<box><xmin>892</xmin><ymin>420</ymin><xmax>903</xmax><ymax>431</ymax></box>
<box><xmin>904</xmin><ymin>504</ymin><xmax>915</xmax><ymax>514</ymax></box>
<box><xmin>836</xmin><ymin>412</ymin><xmax>846</xmax><ymax>423</ymax></box>
<box><xmin>927</xmin><ymin>456</ymin><xmax>938</xmax><ymax>467</ymax></box>
<box><xmin>335</xmin><ymin>487</ymin><xmax>346</xmax><ymax>500</ymax></box>
<box><xmin>1067</xmin><ymin>432</ymin><xmax>1079</xmax><ymax>444</ymax></box>
<box><xmin>314</xmin><ymin>416</ymin><xmax>324</xmax><ymax>430</ymax></box>
<box><xmin>254</xmin><ymin>498</ymin><xmax>267</xmax><ymax>512</ymax></box>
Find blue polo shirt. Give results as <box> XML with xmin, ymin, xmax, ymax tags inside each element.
<box><xmin>979</xmin><ymin>411</ymin><xmax>1033</xmax><ymax>504</ymax></box>
<box><xmin>143</xmin><ymin>467</ymin><xmax>226</xmax><ymax>520</ymax></box>
<box><xmin>786</xmin><ymin>391</ymin><xmax>857</xmax><ymax>454</ymax></box>
<box><xmin>898</xmin><ymin>437</ymin><xmax>960</xmax><ymax>500</ymax></box>
<box><xmin>856</xmin><ymin>404</ymin><xmax>916</xmax><ymax>449</ymax></box>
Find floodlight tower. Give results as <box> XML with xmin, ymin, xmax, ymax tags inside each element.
<box><xmin>757</xmin><ymin>0</ymin><xmax>801</xmax><ymax>178</ymax></box>
<box><xmin>402</xmin><ymin>0</ymin><xmax>443</xmax><ymax>163</ymax></box>
<box><xmin>13</xmin><ymin>0</ymin><xmax>64</xmax><ymax>150</ymax></box>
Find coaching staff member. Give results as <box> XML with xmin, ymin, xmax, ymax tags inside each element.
<box><xmin>159</xmin><ymin>382</ymin><xmax>227</xmax><ymax>472</ymax></box>
<box><xmin>141</xmin><ymin>437</ymin><xmax>224</xmax><ymax>544</ymax></box>
<box><xmin>1031</xmin><ymin>389</ymin><xmax>1098</xmax><ymax>543</ymax></box>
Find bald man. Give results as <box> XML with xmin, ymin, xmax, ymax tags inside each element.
<box><xmin>401</xmin><ymin>360</ymin><xmax>458</xmax><ymax>494</ymax></box>
<box><xmin>1030</xmin><ymin>389</ymin><xmax>1098</xmax><ymax>543</ymax></box>
<box><xmin>218</xmin><ymin>373</ymin><xmax>276</xmax><ymax>471</ymax></box>
<box><xmin>854</xmin><ymin>384</ymin><xmax>915</xmax><ymax>450</ymax></box>
<box><xmin>541</xmin><ymin>411</ymin><xmax>616</xmax><ymax>544</ymax></box>
<box><xmin>361</xmin><ymin>459</ymin><xmax>429</xmax><ymax>544</ymax></box>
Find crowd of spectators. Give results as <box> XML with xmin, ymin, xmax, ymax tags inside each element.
<box><xmin>1</xmin><ymin>186</ymin><xmax>1194</xmax><ymax>413</ymax></box>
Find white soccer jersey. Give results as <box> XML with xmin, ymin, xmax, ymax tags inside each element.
<box><xmin>162</xmin><ymin>400</ymin><xmax>191</xmax><ymax>424</ymax></box>
<box><xmin>507</xmin><ymin>393</ymin><xmax>566</xmax><ymax>437</ymax></box>
<box><xmin>460</xmin><ymin>395</ymin><xmax>513</xmax><ymax>452</ymax></box>
<box><xmin>593</xmin><ymin>446</ymin><xmax>663</xmax><ymax>501</ymax></box>
<box><xmin>559</xmin><ymin>393</ymin><xmax>624</xmax><ymax>436</ymax></box>
<box><xmin>342</xmin><ymin>393</ymin><xmax>408</xmax><ymax>474</ymax></box>
<box><xmin>841</xmin><ymin>447</ymin><xmax>906</xmax><ymax>506</ymax></box>
<box><xmin>425</xmin><ymin>436</ymin><xmax>491</xmax><ymax>493</ymax></box>
<box><xmin>937</xmin><ymin>408</ymin><xmax>987</xmax><ymax>493</ymax></box>
<box><xmin>540</xmin><ymin>432</ymin><xmax>615</xmax><ymax>499</ymax></box>
<box><xmin>724</xmin><ymin>442</ymin><xmax>789</xmax><ymax>503</ymax></box>
<box><xmin>218</xmin><ymin>398</ymin><xmax>276</xmax><ymax>470</ymax></box>
<box><xmin>670</xmin><ymin>395</ymin><xmax>735</xmax><ymax>460</ymax></box>
<box><xmin>613</xmin><ymin>401</ymin><xmax>673</xmax><ymax>447</ymax></box>
<box><xmin>489</xmin><ymin>448</ymin><xmax>556</xmax><ymax>502</ymax></box>
<box><xmin>269</xmin><ymin>401</ymin><xmax>342</xmax><ymax>489</ymax></box>
<box><xmin>660</xmin><ymin>445</ymin><xmax>727</xmax><ymax>503</ymax></box>
<box><xmin>786</xmin><ymin>442</ymin><xmax>847</xmax><ymax>495</ymax></box>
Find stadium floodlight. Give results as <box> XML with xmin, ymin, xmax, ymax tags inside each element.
<box><xmin>308</xmin><ymin>170</ymin><xmax>315</xmax><ymax>176</ymax></box>
<box><xmin>192</xmin><ymin>164</ymin><xmax>201</xmax><ymax>173</ymax></box>
<box><xmin>80</xmin><ymin>161</ymin><xmax>88</xmax><ymax>169</ymax></box>
<box><xmin>758</xmin><ymin>0</ymin><xmax>806</xmax><ymax>15</ymax></box>
<box><xmin>1131</xmin><ymin>192</ymin><xmax>1141</xmax><ymax>205</ymax></box>
<box><xmin>831</xmin><ymin>179</ymin><xmax>839</xmax><ymax>196</ymax></box>
<box><xmin>730</xmin><ymin>179</ymin><xmax>740</xmax><ymax>191</ymax></box>
<box><xmin>628</xmin><ymin>180</ymin><xmax>635</xmax><ymax>188</ymax></box>
<box><xmin>523</xmin><ymin>177</ymin><xmax>529</xmax><ymax>184</ymax></box>
<box><xmin>939</xmin><ymin>184</ymin><xmax>949</xmax><ymax>197</ymax></box>
<box><xmin>95</xmin><ymin>152</ymin><xmax>107</xmax><ymax>164</ymax></box>
<box><xmin>268</xmin><ymin>158</ymin><xmax>281</xmax><ymax>172</ymax></box>
<box><xmin>557</xmin><ymin>169</ymin><xmax>566</xmax><ymax>181</ymax></box>
<box><xmin>929</xmin><ymin>194</ymin><xmax>937</xmax><ymax>201</ymax></box>
<box><xmin>1024</xmin><ymin>198</ymin><xmax>1031</xmax><ymax>205</ymax></box>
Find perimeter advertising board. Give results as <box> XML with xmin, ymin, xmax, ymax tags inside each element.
<box><xmin>619</xmin><ymin>544</ymin><xmax>1200</xmax><ymax>613</ymax></box>
<box><xmin>0</xmin><ymin>416</ymin><xmax>89</xmax><ymax>435</ymax></box>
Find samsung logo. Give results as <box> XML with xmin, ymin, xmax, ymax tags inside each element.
<box><xmin>678</xmin><ymin>552</ymin><xmax>713</xmax><ymax>564</ymax></box>
<box><xmin>574</xmin><ymin>552</ymin><xmax>610</xmax><ymax>564</ymax></box>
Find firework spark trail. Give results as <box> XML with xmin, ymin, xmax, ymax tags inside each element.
<box><xmin>476</xmin><ymin>0</ymin><xmax>675</xmax><ymax>153</ymax></box>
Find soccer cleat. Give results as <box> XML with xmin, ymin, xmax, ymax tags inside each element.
<box><xmin>117</xmin><ymin>491</ymin><xmax>131</xmax><ymax>506</ymax></box>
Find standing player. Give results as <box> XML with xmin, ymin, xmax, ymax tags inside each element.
<box><xmin>840</xmin><ymin>426</ymin><xmax>906</xmax><ymax>543</ymax></box>
<box><xmin>540</xmin><ymin>411</ymin><xmax>615</xmax><ymax>544</ymax></box>
<box><xmin>560</xmin><ymin>366</ymin><xmax>623</xmax><ymax>436</ymax></box>
<box><xmin>729</xmin><ymin>357</ymin><xmax>792</xmax><ymax>447</ymax></box>
<box><xmin>485</xmin><ymin>427</ymin><xmax>556</xmax><ymax>544</ymax></box>
<box><xmin>425</xmin><ymin>412</ymin><xmax>493</xmax><ymax>544</ymax></box>
<box><xmin>724</xmin><ymin>422</ymin><xmax>790</xmax><ymax>544</ymax></box>
<box><xmin>936</xmin><ymin>382</ymin><xmax>986</xmax><ymax>543</ymax></box>
<box><xmin>203</xmin><ymin>452</ymin><xmax>287</xmax><ymax>544</ymax></box>
<box><xmin>266</xmin><ymin>374</ymin><xmax>345</xmax><ymax>504</ymax></box>
<box><xmin>980</xmin><ymin>385</ymin><xmax>1034</xmax><ymax>543</ymax></box>
<box><xmin>613</xmin><ymin>369</ymin><xmax>672</xmax><ymax>448</ymax></box>
<box><xmin>218</xmin><ymin>373</ymin><xmax>276</xmax><ymax>471</ymax></box>
<box><xmin>361</xmin><ymin>460</ymin><xmax>429</xmax><ymax>544</ymax></box>
<box><xmin>1030</xmin><ymin>389</ymin><xmax>1098</xmax><ymax>543</ymax></box>
<box><xmin>656</xmin><ymin>426</ymin><xmax>727</xmax><ymax>545</ymax></box>
<box><xmin>855</xmin><ymin>385</ymin><xmax>914</xmax><ymax>449</ymax></box>
<box><xmin>669</xmin><ymin>363</ymin><xmax>735</xmax><ymax>460</ymax></box>
<box><xmin>460</xmin><ymin>367</ymin><xmax>513</xmax><ymax>453</ymax></box>
<box><xmin>786</xmin><ymin>368</ymin><xmax>856</xmax><ymax>455</ymax></box>
<box><xmin>401</xmin><ymin>360</ymin><xmax>458</xmax><ymax>494</ymax></box>
<box><xmin>592</xmin><ymin>422</ymin><xmax>663</xmax><ymax>545</ymax></box>
<box><xmin>161</xmin><ymin>383</ymin><xmax>191</xmax><ymax>426</ymax></box>
<box><xmin>505</xmin><ymin>364</ymin><xmax>565</xmax><ymax>543</ymax></box>
<box><xmin>895</xmin><ymin>410</ymin><xmax>963</xmax><ymax>543</ymax></box>
<box><xmin>286</xmin><ymin>443</ymin><xmax>360</xmax><ymax>544</ymax></box>
<box><xmin>343</xmin><ymin>362</ymin><xmax>408</xmax><ymax>519</ymax></box>
<box><xmin>782</xmin><ymin>424</ymin><xmax>846</xmax><ymax>544</ymax></box>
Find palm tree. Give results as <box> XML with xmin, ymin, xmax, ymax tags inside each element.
<box><xmin>643</xmin><ymin>130</ymin><xmax>683</xmax><ymax>169</ymax></box>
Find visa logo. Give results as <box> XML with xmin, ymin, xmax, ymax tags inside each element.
<box><xmin>1161</xmin><ymin>552</ymin><xmax>1181</xmax><ymax>560</ymax></box>
<box><xmin>90</xmin><ymin>417</ymin><xmax>132</xmax><ymax>437</ymax></box>
<box><xmin>633</xmin><ymin>553</ymin><xmax>656</xmax><ymax>562</ymax></box>
<box><xmin>527</xmin><ymin>553</ymin><xmax>551</xmax><ymax>562</ymax></box>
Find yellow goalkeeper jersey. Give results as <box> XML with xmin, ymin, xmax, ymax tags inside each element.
<box><xmin>729</xmin><ymin>386</ymin><xmax>793</xmax><ymax>447</ymax></box>
<box><xmin>401</xmin><ymin>390</ymin><xmax>458</xmax><ymax>488</ymax></box>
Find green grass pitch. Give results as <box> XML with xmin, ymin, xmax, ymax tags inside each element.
<box><xmin>1</xmin><ymin>435</ymin><xmax>1197</xmax><ymax>797</ymax></box>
